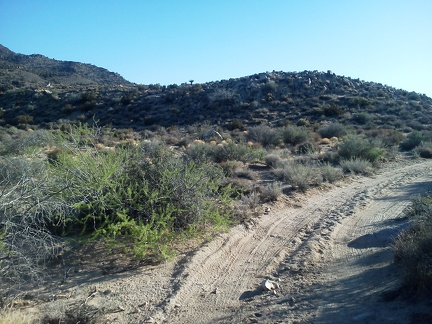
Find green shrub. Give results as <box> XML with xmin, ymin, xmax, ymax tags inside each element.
<box><xmin>400</xmin><ymin>132</ymin><xmax>423</xmax><ymax>151</ymax></box>
<box><xmin>213</xmin><ymin>142</ymin><xmax>264</xmax><ymax>163</ymax></box>
<box><xmin>45</xmin><ymin>126</ymin><xmax>235</xmax><ymax>259</ymax></box>
<box><xmin>338</xmin><ymin>135</ymin><xmax>385</xmax><ymax>163</ymax></box>
<box><xmin>248</xmin><ymin>125</ymin><xmax>281</xmax><ymax>147</ymax></box>
<box><xmin>339</xmin><ymin>158</ymin><xmax>373</xmax><ymax>175</ymax></box>
<box><xmin>280</xmin><ymin>125</ymin><xmax>310</xmax><ymax>146</ymax></box>
<box><xmin>318</xmin><ymin>123</ymin><xmax>347</xmax><ymax>139</ymax></box>
<box><xmin>352</xmin><ymin>112</ymin><xmax>372</xmax><ymax>125</ymax></box>
<box><xmin>184</xmin><ymin>142</ymin><xmax>215</xmax><ymax>164</ymax></box>
<box><xmin>394</xmin><ymin>194</ymin><xmax>432</xmax><ymax>294</ymax></box>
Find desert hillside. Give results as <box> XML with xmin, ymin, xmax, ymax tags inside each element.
<box><xmin>1</xmin><ymin>46</ymin><xmax>432</xmax><ymax>323</ymax></box>
<box><xmin>0</xmin><ymin>45</ymin><xmax>431</xmax><ymax>133</ymax></box>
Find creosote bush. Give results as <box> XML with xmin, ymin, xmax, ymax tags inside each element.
<box><xmin>280</xmin><ymin>125</ymin><xmax>310</xmax><ymax>146</ymax></box>
<box><xmin>318</xmin><ymin>123</ymin><xmax>347</xmax><ymax>139</ymax></box>
<box><xmin>48</xmin><ymin>136</ymin><xmax>234</xmax><ymax>259</ymax></box>
<box><xmin>0</xmin><ymin>124</ymin><xmax>238</xmax><ymax>292</ymax></box>
<box><xmin>400</xmin><ymin>131</ymin><xmax>424</xmax><ymax>151</ymax></box>
<box><xmin>247</xmin><ymin>125</ymin><xmax>280</xmax><ymax>147</ymax></box>
<box><xmin>338</xmin><ymin>135</ymin><xmax>385</xmax><ymax>163</ymax></box>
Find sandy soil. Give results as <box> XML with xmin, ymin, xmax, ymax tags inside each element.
<box><xmin>19</xmin><ymin>157</ymin><xmax>432</xmax><ymax>323</ymax></box>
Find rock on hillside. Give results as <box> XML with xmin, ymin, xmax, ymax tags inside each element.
<box><xmin>0</xmin><ymin>44</ymin><xmax>131</xmax><ymax>89</ymax></box>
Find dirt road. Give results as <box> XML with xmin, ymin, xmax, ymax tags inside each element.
<box><xmin>33</xmin><ymin>157</ymin><xmax>432</xmax><ymax>323</ymax></box>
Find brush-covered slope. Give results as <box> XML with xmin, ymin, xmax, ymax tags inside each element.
<box><xmin>0</xmin><ymin>45</ymin><xmax>131</xmax><ymax>89</ymax></box>
<box><xmin>0</xmin><ymin>45</ymin><xmax>431</xmax><ymax>133</ymax></box>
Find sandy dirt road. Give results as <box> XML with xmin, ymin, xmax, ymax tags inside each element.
<box><xmin>32</xmin><ymin>157</ymin><xmax>432</xmax><ymax>323</ymax></box>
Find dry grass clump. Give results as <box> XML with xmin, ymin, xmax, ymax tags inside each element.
<box><xmin>320</xmin><ymin>138</ymin><xmax>332</xmax><ymax>145</ymax></box>
<box><xmin>339</xmin><ymin>158</ymin><xmax>373</xmax><ymax>175</ymax></box>
<box><xmin>0</xmin><ymin>308</ymin><xmax>37</xmax><ymax>324</ymax></box>
<box><xmin>272</xmin><ymin>161</ymin><xmax>323</xmax><ymax>192</ymax></box>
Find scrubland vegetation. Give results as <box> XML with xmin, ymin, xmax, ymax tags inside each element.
<box><xmin>1</xmin><ymin>115</ymin><xmax>432</xmax><ymax>301</ymax></box>
<box><xmin>0</xmin><ymin>122</ymin><xmax>385</xmax><ymax>294</ymax></box>
<box><xmin>1</xmin><ymin>45</ymin><xmax>432</xmax><ymax>319</ymax></box>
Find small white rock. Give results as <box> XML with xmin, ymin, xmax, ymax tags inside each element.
<box><xmin>261</xmin><ymin>279</ymin><xmax>278</xmax><ymax>291</ymax></box>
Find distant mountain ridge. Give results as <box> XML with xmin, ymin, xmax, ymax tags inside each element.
<box><xmin>0</xmin><ymin>44</ymin><xmax>131</xmax><ymax>88</ymax></box>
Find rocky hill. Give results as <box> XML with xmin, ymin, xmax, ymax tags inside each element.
<box><xmin>0</xmin><ymin>45</ymin><xmax>131</xmax><ymax>89</ymax></box>
<box><xmin>0</xmin><ymin>45</ymin><xmax>431</xmax><ymax>133</ymax></box>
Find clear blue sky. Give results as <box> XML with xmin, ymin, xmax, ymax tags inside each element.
<box><xmin>1</xmin><ymin>0</ymin><xmax>431</xmax><ymax>97</ymax></box>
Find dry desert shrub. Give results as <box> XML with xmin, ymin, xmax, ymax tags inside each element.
<box><xmin>247</xmin><ymin>125</ymin><xmax>281</xmax><ymax>147</ymax></box>
<box><xmin>264</xmin><ymin>153</ymin><xmax>283</xmax><ymax>168</ymax></box>
<box><xmin>318</xmin><ymin>162</ymin><xmax>344</xmax><ymax>183</ymax></box>
<box><xmin>273</xmin><ymin>161</ymin><xmax>323</xmax><ymax>192</ymax></box>
<box><xmin>416</xmin><ymin>142</ymin><xmax>432</xmax><ymax>158</ymax></box>
<box><xmin>233</xmin><ymin>191</ymin><xmax>262</xmax><ymax>224</ymax></box>
<box><xmin>318</xmin><ymin>123</ymin><xmax>347</xmax><ymax>139</ymax></box>
<box><xmin>339</xmin><ymin>157</ymin><xmax>373</xmax><ymax>175</ymax></box>
<box><xmin>393</xmin><ymin>194</ymin><xmax>432</xmax><ymax>295</ymax></box>
<box><xmin>260</xmin><ymin>182</ymin><xmax>283</xmax><ymax>202</ymax></box>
